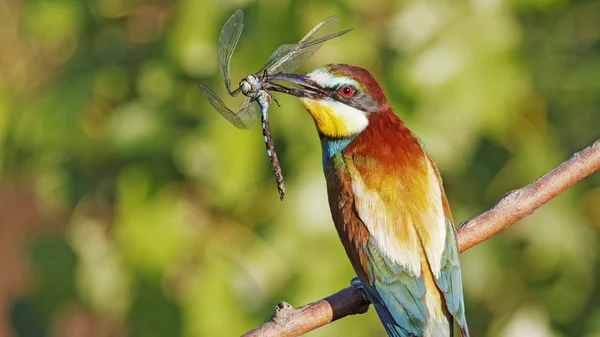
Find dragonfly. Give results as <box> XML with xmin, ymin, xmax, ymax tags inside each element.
<box><xmin>198</xmin><ymin>9</ymin><xmax>352</xmax><ymax>200</ymax></box>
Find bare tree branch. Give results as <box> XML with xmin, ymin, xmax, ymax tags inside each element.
<box><xmin>242</xmin><ymin>279</ymin><xmax>370</xmax><ymax>337</ymax></box>
<box><xmin>457</xmin><ymin>138</ymin><xmax>600</xmax><ymax>251</ymax></box>
<box><xmin>242</xmin><ymin>138</ymin><xmax>600</xmax><ymax>337</ymax></box>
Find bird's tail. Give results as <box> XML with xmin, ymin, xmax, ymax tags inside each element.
<box><xmin>372</xmin><ymin>301</ymin><xmax>414</xmax><ymax>337</ymax></box>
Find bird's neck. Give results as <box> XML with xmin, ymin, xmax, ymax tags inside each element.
<box><xmin>319</xmin><ymin>106</ymin><xmax>409</xmax><ymax>171</ymax></box>
<box><xmin>345</xmin><ymin>108</ymin><xmax>427</xmax><ymax>171</ymax></box>
<box><xmin>320</xmin><ymin>135</ymin><xmax>355</xmax><ymax>170</ymax></box>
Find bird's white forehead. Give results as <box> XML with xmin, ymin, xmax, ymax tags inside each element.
<box><xmin>307</xmin><ymin>68</ymin><xmax>359</xmax><ymax>89</ymax></box>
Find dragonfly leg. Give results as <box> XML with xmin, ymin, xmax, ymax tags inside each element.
<box><xmin>268</xmin><ymin>91</ymin><xmax>281</xmax><ymax>107</ymax></box>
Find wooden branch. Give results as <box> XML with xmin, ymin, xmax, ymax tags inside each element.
<box><xmin>242</xmin><ymin>279</ymin><xmax>370</xmax><ymax>337</ymax></box>
<box><xmin>457</xmin><ymin>138</ymin><xmax>600</xmax><ymax>251</ymax></box>
<box><xmin>242</xmin><ymin>138</ymin><xmax>600</xmax><ymax>337</ymax></box>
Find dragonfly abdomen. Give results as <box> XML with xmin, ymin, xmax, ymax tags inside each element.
<box><xmin>257</xmin><ymin>92</ymin><xmax>285</xmax><ymax>200</ymax></box>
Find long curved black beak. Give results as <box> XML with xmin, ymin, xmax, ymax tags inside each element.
<box><xmin>265</xmin><ymin>73</ymin><xmax>326</xmax><ymax>99</ymax></box>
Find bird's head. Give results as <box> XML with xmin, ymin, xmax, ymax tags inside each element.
<box><xmin>270</xmin><ymin>64</ymin><xmax>389</xmax><ymax>139</ymax></box>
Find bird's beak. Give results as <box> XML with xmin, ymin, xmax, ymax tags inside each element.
<box><xmin>266</xmin><ymin>73</ymin><xmax>326</xmax><ymax>99</ymax></box>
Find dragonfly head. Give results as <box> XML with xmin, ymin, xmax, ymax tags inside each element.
<box><xmin>239</xmin><ymin>74</ymin><xmax>261</xmax><ymax>98</ymax></box>
<box><xmin>268</xmin><ymin>64</ymin><xmax>385</xmax><ymax>138</ymax></box>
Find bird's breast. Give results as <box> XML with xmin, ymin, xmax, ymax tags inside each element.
<box><xmin>324</xmin><ymin>154</ymin><xmax>371</xmax><ymax>281</ymax></box>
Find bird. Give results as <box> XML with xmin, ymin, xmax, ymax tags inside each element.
<box><xmin>270</xmin><ymin>64</ymin><xmax>470</xmax><ymax>337</ymax></box>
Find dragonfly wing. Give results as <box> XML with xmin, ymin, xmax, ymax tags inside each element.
<box><xmin>257</xmin><ymin>16</ymin><xmax>338</xmax><ymax>74</ymax></box>
<box><xmin>267</xmin><ymin>28</ymin><xmax>352</xmax><ymax>75</ymax></box>
<box><xmin>217</xmin><ymin>9</ymin><xmax>244</xmax><ymax>95</ymax></box>
<box><xmin>297</xmin><ymin>15</ymin><xmax>339</xmax><ymax>44</ymax></box>
<box><xmin>198</xmin><ymin>84</ymin><xmax>258</xmax><ymax>129</ymax></box>
<box><xmin>257</xmin><ymin>16</ymin><xmax>352</xmax><ymax>75</ymax></box>
<box><xmin>257</xmin><ymin>44</ymin><xmax>296</xmax><ymax>74</ymax></box>
<box><xmin>243</xmin><ymin>99</ymin><xmax>259</xmax><ymax>126</ymax></box>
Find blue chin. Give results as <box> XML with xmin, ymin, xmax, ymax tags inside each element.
<box><xmin>320</xmin><ymin>136</ymin><xmax>354</xmax><ymax>170</ymax></box>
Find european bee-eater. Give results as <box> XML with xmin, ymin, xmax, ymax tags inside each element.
<box><xmin>270</xmin><ymin>64</ymin><xmax>470</xmax><ymax>337</ymax></box>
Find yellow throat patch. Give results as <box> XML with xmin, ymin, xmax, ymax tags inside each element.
<box><xmin>300</xmin><ymin>98</ymin><xmax>369</xmax><ymax>138</ymax></box>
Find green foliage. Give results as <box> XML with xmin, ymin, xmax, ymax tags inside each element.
<box><xmin>1</xmin><ymin>0</ymin><xmax>599</xmax><ymax>336</ymax></box>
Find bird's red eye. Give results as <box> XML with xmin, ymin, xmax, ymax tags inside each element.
<box><xmin>339</xmin><ymin>85</ymin><xmax>355</xmax><ymax>97</ymax></box>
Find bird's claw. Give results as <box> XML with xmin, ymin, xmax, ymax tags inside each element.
<box><xmin>350</xmin><ymin>277</ymin><xmax>371</xmax><ymax>304</ymax></box>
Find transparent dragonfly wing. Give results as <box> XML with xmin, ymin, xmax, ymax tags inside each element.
<box><xmin>257</xmin><ymin>16</ymin><xmax>339</xmax><ymax>73</ymax></box>
<box><xmin>217</xmin><ymin>9</ymin><xmax>244</xmax><ymax>96</ymax></box>
<box><xmin>198</xmin><ymin>83</ymin><xmax>259</xmax><ymax>129</ymax></box>
<box><xmin>267</xmin><ymin>28</ymin><xmax>352</xmax><ymax>74</ymax></box>
<box><xmin>257</xmin><ymin>43</ymin><xmax>297</xmax><ymax>74</ymax></box>
<box><xmin>298</xmin><ymin>15</ymin><xmax>339</xmax><ymax>44</ymax></box>
<box><xmin>257</xmin><ymin>16</ymin><xmax>352</xmax><ymax>75</ymax></box>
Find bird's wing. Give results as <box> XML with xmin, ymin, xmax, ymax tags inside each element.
<box><xmin>325</xmin><ymin>153</ymin><xmax>430</xmax><ymax>336</ymax></box>
<box><xmin>344</xmin><ymin>160</ymin><xmax>448</xmax><ymax>336</ymax></box>
<box><xmin>434</xmin><ymin>218</ymin><xmax>469</xmax><ymax>337</ymax></box>
<box><xmin>363</xmin><ymin>237</ymin><xmax>428</xmax><ymax>337</ymax></box>
<box><xmin>427</xmin><ymin>155</ymin><xmax>470</xmax><ymax>337</ymax></box>
<box><xmin>346</xmin><ymin>148</ymin><xmax>462</xmax><ymax>336</ymax></box>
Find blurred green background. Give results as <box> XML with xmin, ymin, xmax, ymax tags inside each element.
<box><xmin>1</xmin><ymin>0</ymin><xmax>599</xmax><ymax>336</ymax></box>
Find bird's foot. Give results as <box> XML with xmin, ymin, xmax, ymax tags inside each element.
<box><xmin>350</xmin><ymin>277</ymin><xmax>371</xmax><ymax>305</ymax></box>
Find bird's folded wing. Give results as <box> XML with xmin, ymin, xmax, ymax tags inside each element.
<box><xmin>363</xmin><ymin>238</ymin><xmax>427</xmax><ymax>337</ymax></box>
<box><xmin>434</xmin><ymin>219</ymin><xmax>470</xmax><ymax>337</ymax></box>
